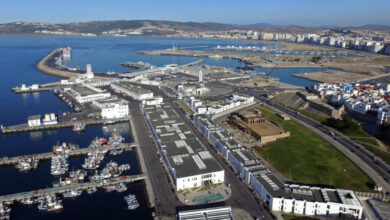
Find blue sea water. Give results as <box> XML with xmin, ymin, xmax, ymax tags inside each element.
<box><xmin>0</xmin><ymin>35</ymin><xmax>330</xmax><ymax>219</ymax></box>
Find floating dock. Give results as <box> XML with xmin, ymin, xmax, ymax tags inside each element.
<box><xmin>0</xmin><ymin>143</ymin><xmax>137</xmax><ymax>166</ymax></box>
<box><xmin>0</xmin><ymin>174</ymin><xmax>146</xmax><ymax>203</ymax></box>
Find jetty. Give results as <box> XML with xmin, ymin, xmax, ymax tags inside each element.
<box><xmin>36</xmin><ymin>48</ymin><xmax>80</xmax><ymax>79</ymax></box>
<box><xmin>0</xmin><ymin>143</ymin><xmax>137</xmax><ymax>167</ymax></box>
<box><xmin>1</xmin><ymin>118</ymin><xmax>130</xmax><ymax>134</ymax></box>
<box><xmin>0</xmin><ymin>174</ymin><xmax>146</xmax><ymax>203</ymax></box>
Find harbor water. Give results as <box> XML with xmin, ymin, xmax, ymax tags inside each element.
<box><xmin>0</xmin><ymin>36</ymin><xmax>330</xmax><ymax>219</ymax></box>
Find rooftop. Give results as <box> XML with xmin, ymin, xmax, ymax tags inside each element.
<box><xmin>144</xmin><ymin>104</ymin><xmax>223</xmax><ymax>178</ymax></box>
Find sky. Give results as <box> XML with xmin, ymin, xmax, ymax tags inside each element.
<box><xmin>1</xmin><ymin>0</ymin><xmax>389</xmax><ymax>26</ymax></box>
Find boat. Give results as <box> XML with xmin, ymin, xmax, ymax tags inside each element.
<box><xmin>20</xmin><ymin>197</ymin><xmax>37</xmax><ymax>205</ymax></box>
<box><xmin>63</xmin><ymin>190</ymin><xmax>82</xmax><ymax>198</ymax></box>
<box><xmin>124</xmin><ymin>194</ymin><xmax>136</xmax><ymax>201</ymax></box>
<box><xmin>72</xmin><ymin>122</ymin><xmax>85</xmax><ymax>132</ymax></box>
<box><xmin>124</xmin><ymin>194</ymin><xmax>139</xmax><ymax>210</ymax></box>
<box><xmin>47</xmin><ymin>203</ymin><xmax>63</xmax><ymax>212</ymax></box>
<box><xmin>103</xmin><ymin>185</ymin><xmax>116</xmax><ymax>192</ymax></box>
<box><xmin>127</xmin><ymin>202</ymin><xmax>139</xmax><ymax>210</ymax></box>
<box><xmin>116</xmin><ymin>183</ymin><xmax>127</xmax><ymax>192</ymax></box>
<box><xmin>87</xmin><ymin>187</ymin><xmax>97</xmax><ymax>194</ymax></box>
<box><xmin>118</xmin><ymin>164</ymin><xmax>131</xmax><ymax>172</ymax></box>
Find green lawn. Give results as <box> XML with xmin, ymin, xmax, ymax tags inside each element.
<box><xmin>256</xmin><ymin>105</ymin><xmax>375</xmax><ymax>192</ymax></box>
<box><xmin>329</xmin><ymin>120</ymin><xmax>390</xmax><ymax>165</ymax></box>
<box><xmin>178</xmin><ymin>100</ymin><xmax>195</xmax><ymax>115</ymax></box>
<box><xmin>287</xmin><ymin>106</ymin><xmax>328</xmax><ymax>123</ymax></box>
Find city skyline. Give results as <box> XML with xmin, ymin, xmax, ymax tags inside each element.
<box><xmin>1</xmin><ymin>0</ymin><xmax>390</xmax><ymax>26</ymax></box>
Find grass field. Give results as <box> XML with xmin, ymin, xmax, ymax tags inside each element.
<box><xmin>287</xmin><ymin>106</ymin><xmax>329</xmax><ymax>123</ymax></box>
<box><xmin>178</xmin><ymin>100</ymin><xmax>195</xmax><ymax>115</ymax></box>
<box><xmin>256</xmin><ymin>105</ymin><xmax>375</xmax><ymax>192</ymax></box>
<box><xmin>330</xmin><ymin>120</ymin><xmax>390</xmax><ymax>165</ymax></box>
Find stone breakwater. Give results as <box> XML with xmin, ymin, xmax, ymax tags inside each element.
<box><xmin>36</xmin><ymin>48</ymin><xmax>79</xmax><ymax>79</ymax></box>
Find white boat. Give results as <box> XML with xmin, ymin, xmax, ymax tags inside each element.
<box><xmin>73</xmin><ymin>122</ymin><xmax>85</xmax><ymax>132</ymax></box>
<box><xmin>63</xmin><ymin>190</ymin><xmax>82</xmax><ymax>198</ymax></box>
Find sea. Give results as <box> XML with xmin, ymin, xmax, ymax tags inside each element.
<box><xmin>0</xmin><ymin>36</ymin><xmax>332</xmax><ymax>219</ymax></box>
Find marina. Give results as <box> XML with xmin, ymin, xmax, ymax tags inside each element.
<box><xmin>0</xmin><ymin>174</ymin><xmax>146</xmax><ymax>204</ymax></box>
<box><xmin>0</xmin><ymin>141</ymin><xmax>136</xmax><ymax>167</ymax></box>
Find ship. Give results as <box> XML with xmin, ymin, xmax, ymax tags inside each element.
<box><xmin>63</xmin><ymin>46</ymin><xmax>71</xmax><ymax>58</ymax></box>
<box><xmin>124</xmin><ymin>194</ymin><xmax>139</xmax><ymax>210</ymax></box>
<box><xmin>72</xmin><ymin>122</ymin><xmax>85</xmax><ymax>132</ymax></box>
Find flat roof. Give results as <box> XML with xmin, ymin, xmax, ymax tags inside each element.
<box><xmin>194</xmin><ymin>114</ymin><xmax>361</xmax><ymax>207</ymax></box>
<box><xmin>144</xmin><ymin>104</ymin><xmax>223</xmax><ymax>178</ymax></box>
<box><xmin>71</xmin><ymin>85</ymin><xmax>98</xmax><ymax>96</ymax></box>
<box><xmin>28</xmin><ymin>115</ymin><xmax>41</xmax><ymax>120</ymax></box>
<box><xmin>114</xmin><ymin>82</ymin><xmax>153</xmax><ymax>95</ymax></box>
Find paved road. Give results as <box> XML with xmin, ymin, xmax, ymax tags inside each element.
<box><xmin>258</xmin><ymin>98</ymin><xmax>390</xmax><ymax>192</ymax></box>
<box><xmin>107</xmin><ymin>87</ymin><xmax>181</xmax><ymax>218</ymax></box>
<box><xmin>130</xmin><ymin>102</ymin><xmax>182</xmax><ymax>217</ymax></box>
<box><xmin>136</xmin><ymin>84</ymin><xmax>274</xmax><ymax>219</ymax></box>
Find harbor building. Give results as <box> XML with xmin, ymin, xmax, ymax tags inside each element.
<box><xmin>27</xmin><ymin>115</ymin><xmax>41</xmax><ymax>127</ymax></box>
<box><xmin>110</xmin><ymin>82</ymin><xmax>153</xmax><ymax>100</ymax></box>
<box><xmin>85</xmin><ymin>64</ymin><xmax>94</xmax><ymax>79</ymax></box>
<box><xmin>142</xmin><ymin>103</ymin><xmax>225</xmax><ymax>191</ymax></box>
<box><xmin>92</xmin><ymin>98</ymin><xmax>129</xmax><ymax>119</ymax></box>
<box><xmin>63</xmin><ymin>85</ymin><xmax>111</xmax><ymax>104</ymax></box>
<box><xmin>42</xmin><ymin>113</ymin><xmax>57</xmax><ymax>125</ymax></box>
<box><xmin>193</xmin><ymin>114</ymin><xmax>363</xmax><ymax>219</ymax></box>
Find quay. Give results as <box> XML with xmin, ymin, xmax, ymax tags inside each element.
<box><xmin>1</xmin><ymin>118</ymin><xmax>130</xmax><ymax>134</ymax></box>
<box><xmin>11</xmin><ymin>82</ymin><xmax>61</xmax><ymax>94</ymax></box>
<box><xmin>0</xmin><ymin>143</ymin><xmax>137</xmax><ymax>166</ymax></box>
<box><xmin>0</xmin><ymin>174</ymin><xmax>146</xmax><ymax>203</ymax></box>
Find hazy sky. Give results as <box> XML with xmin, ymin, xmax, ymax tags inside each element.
<box><xmin>1</xmin><ymin>0</ymin><xmax>389</xmax><ymax>26</ymax></box>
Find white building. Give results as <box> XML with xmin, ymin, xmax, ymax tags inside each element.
<box><xmin>85</xmin><ymin>64</ymin><xmax>94</xmax><ymax>79</ymax></box>
<box><xmin>27</xmin><ymin>115</ymin><xmax>41</xmax><ymax>127</ymax></box>
<box><xmin>378</xmin><ymin>107</ymin><xmax>390</xmax><ymax>125</ymax></box>
<box><xmin>193</xmin><ymin>114</ymin><xmax>363</xmax><ymax>219</ymax></box>
<box><xmin>198</xmin><ymin>70</ymin><xmax>203</xmax><ymax>83</ymax></box>
<box><xmin>143</xmin><ymin>103</ymin><xmax>225</xmax><ymax>191</ymax></box>
<box><xmin>178</xmin><ymin>206</ymin><xmax>234</xmax><ymax>220</ymax></box>
<box><xmin>141</xmin><ymin>96</ymin><xmax>163</xmax><ymax>106</ymax></box>
<box><xmin>64</xmin><ymin>85</ymin><xmax>111</xmax><ymax>104</ymax></box>
<box><xmin>42</xmin><ymin>113</ymin><xmax>57</xmax><ymax>125</ymax></box>
<box><xmin>110</xmin><ymin>82</ymin><xmax>153</xmax><ymax>100</ymax></box>
<box><xmin>93</xmin><ymin>98</ymin><xmax>129</xmax><ymax>119</ymax></box>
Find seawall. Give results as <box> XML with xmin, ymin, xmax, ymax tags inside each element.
<box><xmin>36</xmin><ymin>48</ymin><xmax>79</xmax><ymax>79</ymax></box>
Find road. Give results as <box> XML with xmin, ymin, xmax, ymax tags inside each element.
<box><xmin>134</xmin><ymin>83</ymin><xmax>274</xmax><ymax>220</ymax></box>
<box><xmin>107</xmin><ymin>87</ymin><xmax>181</xmax><ymax>218</ymax></box>
<box><xmin>258</xmin><ymin>97</ymin><xmax>390</xmax><ymax>192</ymax></box>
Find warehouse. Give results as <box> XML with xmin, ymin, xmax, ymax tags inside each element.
<box><xmin>64</xmin><ymin>84</ymin><xmax>111</xmax><ymax>104</ymax></box>
<box><xmin>92</xmin><ymin>98</ymin><xmax>129</xmax><ymax>119</ymax></box>
<box><xmin>110</xmin><ymin>82</ymin><xmax>154</xmax><ymax>100</ymax></box>
<box><xmin>143</xmin><ymin>103</ymin><xmax>225</xmax><ymax>191</ymax></box>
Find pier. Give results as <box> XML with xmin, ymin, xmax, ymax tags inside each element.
<box><xmin>0</xmin><ymin>143</ymin><xmax>137</xmax><ymax>166</ymax></box>
<box><xmin>1</xmin><ymin>118</ymin><xmax>130</xmax><ymax>134</ymax></box>
<box><xmin>0</xmin><ymin>174</ymin><xmax>146</xmax><ymax>203</ymax></box>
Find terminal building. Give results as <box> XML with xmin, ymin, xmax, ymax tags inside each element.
<box><xmin>193</xmin><ymin>114</ymin><xmax>363</xmax><ymax>219</ymax></box>
<box><xmin>143</xmin><ymin>103</ymin><xmax>225</xmax><ymax>191</ymax></box>
<box><xmin>110</xmin><ymin>82</ymin><xmax>154</xmax><ymax>100</ymax></box>
<box><xmin>92</xmin><ymin>98</ymin><xmax>129</xmax><ymax>119</ymax></box>
<box><xmin>64</xmin><ymin>84</ymin><xmax>111</xmax><ymax>104</ymax></box>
